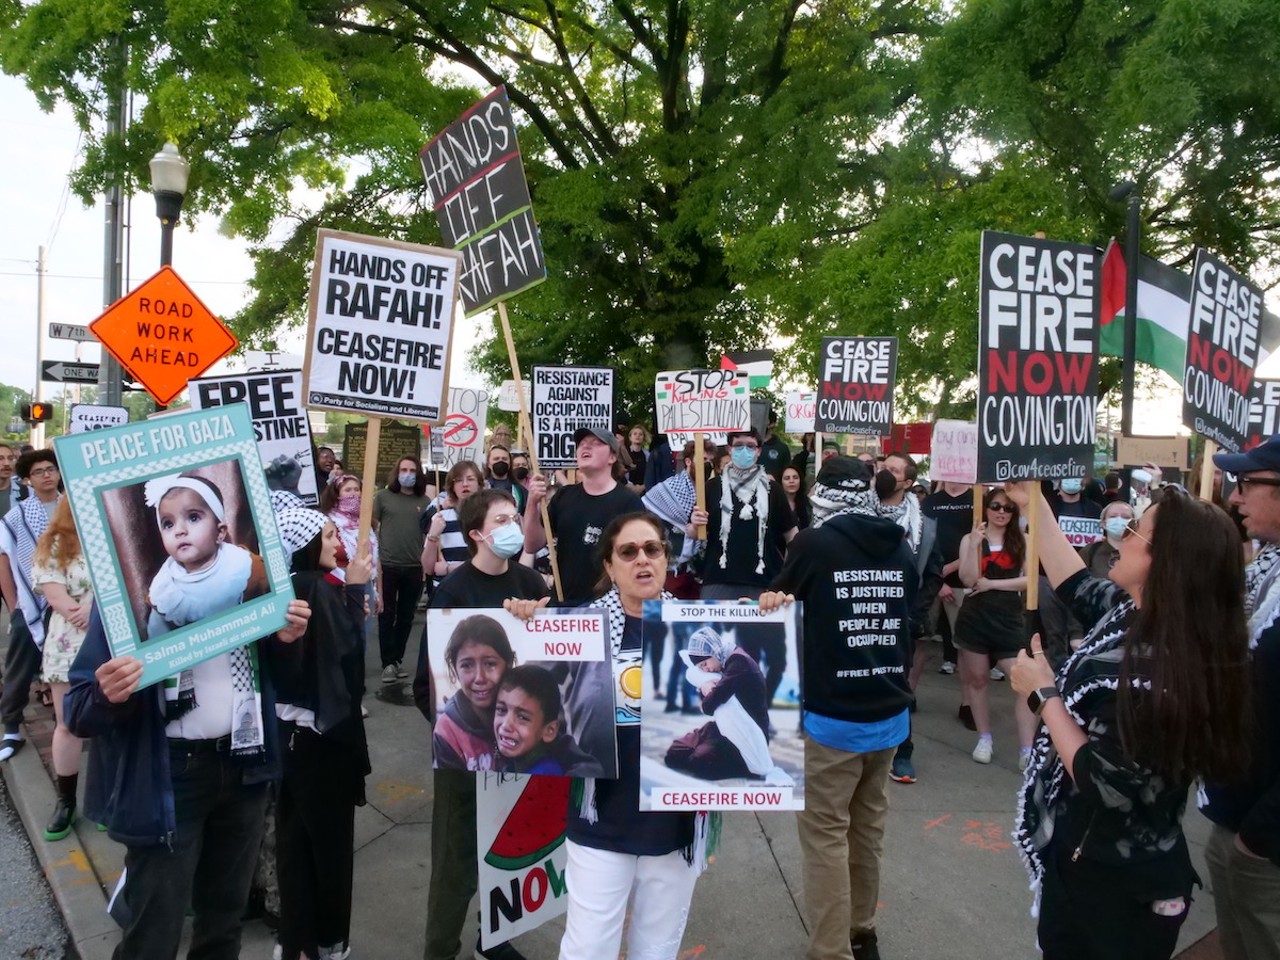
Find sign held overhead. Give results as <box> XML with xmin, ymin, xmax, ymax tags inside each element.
<box><xmin>654</xmin><ymin>369</ymin><xmax>751</xmax><ymax>446</ymax></box>
<box><xmin>976</xmin><ymin>231</ymin><xmax>1100</xmax><ymax>482</ymax></box>
<box><xmin>419</xmin><ymin>87</ymin><xmax>547</xmax><ymax>315</ymax></box>
<box><xmin>815</xmin><ymin>337</ymin><xmax>897</xmax><ymax>436</ymax></box>
<box><xmin>531</xmin><ymin>366</ymin><xmax>615</xmax><ymax>469</ymax></box>
<box><xmin>304</xmin><ymin>229</ymin><xmax>462</xmax><ymax>423</ymax></box>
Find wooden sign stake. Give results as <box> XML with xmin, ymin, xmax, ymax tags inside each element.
<box><xmin>694</xmin><ymin>430</ymin><xmax>707</xmax><ymax>540</ymax></box>
<box><xmin>1199</xmin><ymin>440</ymin><xmax>1218</xmax><ymax>502</ymax></box>
<box><xmin>357</xmin><ymin>416</ymin><xmax>382</xmax><ymax>559</ymax></box>
<box><xmin>497</xmin><ymin>300</ymin><xmax>564</xmax><ymax>601</ymax></box>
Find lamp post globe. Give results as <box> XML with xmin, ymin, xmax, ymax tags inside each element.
<box><xmin>149</xmin><ymin>142</ymin><xmax>190</xmax><ymax>268</ymax></box>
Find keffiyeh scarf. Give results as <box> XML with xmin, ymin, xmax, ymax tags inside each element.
<box><xmin>879</xmin><ymin>493</ymin><xmax>923</xmax><ymax>551</ymax></box>
<box><xmin>3</xmin><ymin>495</ymin><xmax>56</xmax><ymax>644</ymax></box>
<box><xmin>643</xmin><ymin>471</ymin><xmax>697</xmax><ymax>529</ymax></box>
<box><xmin>719</xmin><ymin>465</ymin><xmax>773</xmax><ymax>573</ymax></box>
<box><xmin>1013</xmin><ymin>591</ymin><xmax>1142</xmax><ymax>911</ymax></box>
<box><xmin>807</xmin><ymin>482</ymin><xmax>878</xmax><ymax>529</ymax></box>
<box><xmin>1246</xmin><ymin>543</ymin><xmax>1280</xmax><ymax>646</ymax></box>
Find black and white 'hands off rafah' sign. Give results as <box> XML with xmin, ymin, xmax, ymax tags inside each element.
<box><xmin>977</xmin><ymin>231</ymin><xmax>1099</xmax><ymax>482</ymax></box>
<box><xmin>420</xmin><ymin>87</ymin><xmax>547</xmax><ymax>315</ymax></box>
<box><xmin>531</xmin><ymin>366</ymin><xmax>615</xmax><ymax>470</ymax></box>
<box><xmin>654</xmin><ymin>370</ymin><xmax>751</xmax><ymax>446</ymax></box>
<box><xmin>304</xmin><ymin>230</ymin><xmax>461</xmax><ymax>423</ymax></box>
<box><xmin>815</xmin><ymin>337</ymin><xmax>897</xmax><ymax>436</ymax></box>
<box><xmin>1182</xmin><ymin>250</ymin><xmax>1262</xmax><ymax>454</ymax></box>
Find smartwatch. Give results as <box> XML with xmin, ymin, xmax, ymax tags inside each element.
<box><xmin>1026</xmin><ymin>686</ymin><xmax>1061</xmax><ymax>717</ymax></box>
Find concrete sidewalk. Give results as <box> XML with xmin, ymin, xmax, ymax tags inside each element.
<box><xmin>2</xmin><ymin>620</ymin><xmax>1224</xmax><ymax>959</ymax></box>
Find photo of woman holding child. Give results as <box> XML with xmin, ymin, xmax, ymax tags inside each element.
<box><xmin>428</xmin><ymin>611</ymin><xmax>611</xmax><ymax>777</ymax></box>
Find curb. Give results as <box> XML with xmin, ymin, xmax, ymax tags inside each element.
<box><xmin>0</xmin><ymin>731</ymin><xmax>118</xmax><ymax>960</ymax></box>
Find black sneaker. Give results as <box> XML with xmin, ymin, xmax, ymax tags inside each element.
<box><xmin>475</xmin><ymin>941</ymin><xmax>528</xmax><ymax>960</ymax></box>
<box><xmin>852</xmin><ymin>928</ymin><xmax>881</xmax><ymax>960</ymax></box>
<box><xmin>44</xmin><ymin>796</ymin><xmax>76</xmax><ymax>841</ymax></box>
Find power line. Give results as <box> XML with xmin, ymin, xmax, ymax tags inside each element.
<box><xmin>0</xmin><ymin>269</ymin><xmax>248</xmax><ymax>285</ymax></box>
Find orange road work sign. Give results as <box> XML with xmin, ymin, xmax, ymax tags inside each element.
<box><xmin>90</xmin><ymin>266</ymin><xmax>238</xmax><ymax>406</ymax></box>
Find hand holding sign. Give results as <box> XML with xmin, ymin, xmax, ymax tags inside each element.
<box><xmin>96</xmin><ymin>656</ymin><xmax>143</xmax><ymax>704</ymax></box>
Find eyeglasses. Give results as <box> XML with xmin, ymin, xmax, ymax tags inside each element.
<box><xmin>1121</xmin><ymin>518</ymin><xmax>1152</xmax><ymax>545</ymax></box>
<box><xmin>614</xmin><ymin>540</ymin><xmax>666</xmax><ymax>561</ymax></box>
<box><xmin>731</xmin><ymin>442</ymin><xmax>759</xmax><ymax>451</ymax></box>
<box><xmin>28</xmin><ymin>466</ymin><xmax>58</xmax><ymax>478</ymax></box>
<box><xmin>1227</xmin><ymin>472</ymin><xmax>1280</xmax><ymax>492</ymax></box>
<box><xmin>987</xmin><ymin>502</ymin><xmax>1015</xmax><ymax>514</ymax></box>
<box><xmin>489</xmin><ymin>513</ymin><xmax>523</xmax><ymax>526</ymax></box>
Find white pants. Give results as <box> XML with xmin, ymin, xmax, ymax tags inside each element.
<box><xmin>558</xmin><ymin>840</ymin><xmax>699</xmax><ymax>960</ymax></box>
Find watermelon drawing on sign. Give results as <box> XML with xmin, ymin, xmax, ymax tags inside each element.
<box><xmin>483</xmin><ymin>776</ymin><xmax>571</xmax><ymax>871</ymax></box>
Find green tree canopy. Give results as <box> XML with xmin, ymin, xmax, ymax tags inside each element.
<box><xmin>3</xmin><ymin>0</ymin><xmax>1278</xmax><ymax>422</ymax></box>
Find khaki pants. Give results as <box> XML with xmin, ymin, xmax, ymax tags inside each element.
<box><xmin>1206</xmin><ymin>822</ymin><xmax>1280</xmax><ymax>960</ymax></box>
<box><xmin>797</xmin><ymin>736</ymin><xmax>895</xmax><ymax>960</ymax></box>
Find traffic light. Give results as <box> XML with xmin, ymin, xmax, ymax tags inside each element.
<box><xmin>20</xmin><ymin>402</ymin><xmax>53</xmax><ymax>423</ymax></box>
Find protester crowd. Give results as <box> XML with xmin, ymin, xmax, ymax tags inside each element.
<box><xmin>0</xmin><ymin>414</ymin><xmax>1277</xmax><ymax>960</ymax></box>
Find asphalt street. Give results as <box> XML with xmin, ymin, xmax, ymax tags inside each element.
<box><xmin>0</xmin><ymin>773</ymin><xmax>73</xmax><ymax>960</ymax></box>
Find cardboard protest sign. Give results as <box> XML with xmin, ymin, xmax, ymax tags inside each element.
<box><xmin>1115</xmin><ymin>435</ymin><xmax>1190</xmax><ymax>471</ymax></box>
<box><xmin>1055</xmin><ymin>510</ymin><xmax>1102</xmax><ymax>548</ymax></box>
<box><xmin>1247</xmin><ymin>381</ymin><xmax>1280</xmax><ymax>451</ymax></box>
<box><xmin>53</xmin><ymin>405</ymin><xmax>294</xmax><ymax>689</ymax></box>
<box><xmin>304</xmin><ymin>229</ymin><xmax>461</xmax><ymax>422</ymax></box>
<box><xmin>425</xmin><ymin>607</ymin><xmax>616</xmax><ymax>777</ymax></box>
<box><xmin>68</xmin><ymin>404</ymin><xmax>129</xmax><ymax>435</ymax></box>
<box><xmin>784</xmin><ymin>391</ymin><xmax>816</xmax><ymax>435</ymax></box>
<box><xmin>423</xmin><ymin>425</ymin><xmax>447</xmax><ymax>468</ymax></box>
<box><xmin>419</xmin><ymin>87</ymin><xmax>547</xmax><ymax>315</ymax></box>
<box><xmin>343</xmin><ymin>420</ymin><xmax>423</xmax><ymax>485</ymax></box>
<box><xmin>929</xmin><ymin>420</ymin><xmax>978</xmax><ymax>484</ymax></box>
<box><xmin>530</xmin><ymin>366</ymin><xmax>615</xmax><ymax>469</ymax></box>
<box><xmin>438</xmin><ymin>385</ymin><xmax>489</xmax><ymax>470</ymax></box>
<box><xmin>815</xmin><ymin>337</ymin><xmax>897</xmax><ymax>436</ymax></box>
<box><xmin>638</xmin><ymin>600</ymin><xmax>803</xmax><ymax>812</ymax></box>
<box><xmin>977</xmin><ymin>231</ymin><xmax>1100</xmax><ymax>482</ymax></box>
<box><xmin>1182</xmin><ymin>250</ymin><xmax>1263</xmax><ymax>454</ymax></box>
<box><xmin>476</xmin><ymin>773</ymin><xmax>570</xmax><ymax>950</ymax></box>
<box><xmin>653</xmin><ymin>369</ymin><xmax>751</xmax><ymax>446</ymax></box>
<box><xmin>498</xmin><ymin>379</ymin><xmax>530</xmax><ymax>413</ymax></box>
<box><xmin>189</xmin><ymin>370</ymin><xmax>318</xmax><ymax>506</ymax></box>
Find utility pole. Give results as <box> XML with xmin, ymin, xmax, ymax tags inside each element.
<box><xmin>99</xmin><ymin>37</ymin><xmax>127</xmax><ymax>408</ymax></box>
<box><xmin>33</xmin><ymin>246</ymin><xmax>47</xmax><ymax>448</ymax></box>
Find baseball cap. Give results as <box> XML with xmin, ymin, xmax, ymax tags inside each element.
<box><xmin>1214</xmin><ymin>435</ymin><xmax>1280</xmax><ymax>474</ymax></box>
<box><xmin>573</xmin><ymin>427</ymin><xmax>622</xmax><ymax>453</ymax></box>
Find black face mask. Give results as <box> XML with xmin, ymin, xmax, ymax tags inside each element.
<box><xmin>874</xmin><ymin>469</ymin><xmax>899</xmax><ymax>500</ymax></box>
<box><xmin>689</xmin><ymin>461</ymin><xmax>715</xmax><ymax>483</ymax></box>
<box><xmin>512</xmin><ymin>466</ymin><xmax>529</xmax><ymax>482</ymax></box>
<box><xmin>490</xmin><ymin>461</ymin><xmax>510</xmax><ymax>479</ymax></box>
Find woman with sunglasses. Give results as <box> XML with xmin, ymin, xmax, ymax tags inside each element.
<box><xmin>954</xmin><ymin>488</ymin><xmax>1036</xmax><ymax>766</ymax></box>
<box><xmin>1005</xmin><ymin>482</ymin><xmax>1251</xmax><ymax>960</ymax></box>
<box><xmin>509</xmin><ymin>512</ymin><xmax>711</xmax><ymax>960</ymax></box>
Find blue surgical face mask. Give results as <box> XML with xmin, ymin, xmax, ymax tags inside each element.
<box><xmin>485</xmin><ymin>521</ymin><xmax>524</xmax><ymax>559</ymax></box>
<box><xmin>1104</xmin><ymin>516</ymin><xmax>1129</xmax><ymax>539</ymax></box>
<box><xmin>730</xmin><ymin>446</ymin><xmax>757</xmax><ymax>470</ymax></box>
<box><xmin>398</xmin><ymin>471</ymin><xmax>417</xmax><ymax>487</ymax></box>
<box><xmin>1060</xmin><ymin>478</ymin><xmax>1082</xmax><ymax>495</ymax></box>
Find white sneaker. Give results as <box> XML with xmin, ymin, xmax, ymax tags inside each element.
<box><xmin>989</xmin><ymin>666</ymin><xmax>1006</xmax><ymax>681</ymax></box>
<box><xmin>381</xmin><ymin>664</ymin><xmax>398</xmax><ymax>684</ymax></box>
<box><xmin>972</xmin><ymin>738</ymin><xmax>993</xmax><ymax>764</ymax></box>
<box><xmin>937</xmin><ymin>661</ymin><xmax>956</xmax><ymax>675</ymax></box>
<box><xmin>396</xmin><ymin>662</ymin><xmax>409</xmax><ymax>679</ymax></box>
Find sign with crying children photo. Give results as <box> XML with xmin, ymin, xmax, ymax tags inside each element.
<box><xmin>639</xmin><ymin>600</ymin><xmax>804</xmax><ymax>811</ymax></box>
<box><xmin>53</xmin><ymin>405</ymin><xmax>295</xmax><ymax>690</ymax></box>
<box><xmin>426</xmin><ymin>607</ymin><xmax>618</xmax><ymax>778</ymax></box>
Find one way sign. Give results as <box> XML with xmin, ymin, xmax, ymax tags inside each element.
<box><xmin>42</xmin><ymin>361</ymin><xmax>101</xmax><ymax>384</ymax></box>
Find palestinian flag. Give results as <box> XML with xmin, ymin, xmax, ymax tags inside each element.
<box><xmin>1099</xmin><ymin>239</ymin><xmax>1192</xmax><ymax>382</ymax></box>
<box><xmin>720</xmin><ymin>350</ymin><xmax>773</xmax><ymax>389</ymax></box>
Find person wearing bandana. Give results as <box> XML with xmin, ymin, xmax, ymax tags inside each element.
<box><xmin>62</xmin><ymin>503</ymin><xmax>313</xmax><ymax>960</ymax></box>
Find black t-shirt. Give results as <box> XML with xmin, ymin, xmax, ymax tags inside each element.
<box><xmin>547</xmin><ymin>482</ymin><xmax>645</xmax><ymax>604</ymax></box>
<box><xmin>566</xmin><ymin>615</ymin><xmax>694</xmax><ymax>855</ymax></box>
<box><xmin>702</xmin><ymin>475</ymin><xmax>796</xmax><ymax>588</ymax></box>
<box><xmin>922</xmin><ymin>489</ymin><xmax>973</xmax><ymax>588</ymax></box>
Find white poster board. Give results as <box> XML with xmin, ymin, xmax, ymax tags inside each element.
<box><xmin>531</xmin><ymin>366</ymin><xmax>615</xmax><ymax>470</ymax></box>
<box><xmin>929</xmin><ymin>420</ymin><xmax>978</xmax><ymax>485</ymax></box>
<box><xmin>68</xmin><ymin>404</ymin><xmax>129</xmax><ymax>435</ymax></box>
<box><xmin>189</xmin><ymin>370</ymin><xmax>319</xmax><ymax>505</ymax></box>
<box><xmin>439</xmin><ymin>385</ymin><xmax>489</xmax><ymax>470</ymax></box>
<box><xmin>304</xmin><ymin>229</ymin><xmax>462</xmax><ymax>422</ymax></box>
<box><xmin>784</xmin><ymin>391</ymin><xmax>816</xmax><ymax>435</ymax></box>
<box><xmin>654</xmin><ymin>369</ymin><xmax>751</xmax><ymax>446</ymax></box>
